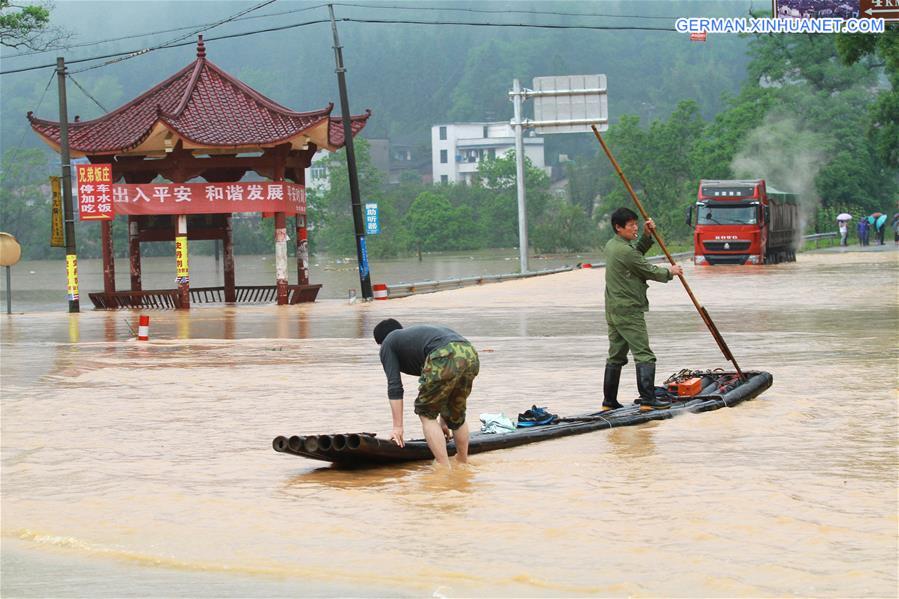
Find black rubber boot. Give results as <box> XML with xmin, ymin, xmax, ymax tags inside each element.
<box><xmin>602</xmin><ymin>363</ymin><xmax>623</xmax><ymax>410</ymax></box>
<box><xmin>637</xmin><ymin>362</ymin><xmax>669</xmax><ymax>410</ymax></box>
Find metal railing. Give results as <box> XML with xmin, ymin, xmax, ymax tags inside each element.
<box><xmin>384</xmin><ymin>252</ymin><xmax>693</xmax><ymax>299</ymax></box>
<box><xmin>88</xmin><ymin>284</ymin><xmax>321</xmax><ymax>309</ymax></box>
<box><xmin>804</xmin><ymin>231</ymin><xmax>839</xmax><ymax>247</ymax></box>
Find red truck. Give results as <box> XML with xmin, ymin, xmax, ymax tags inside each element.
<box><xmin>687</xmin><ymin>179</ymin><xmax>799</xmax><ymax>265</ymax></box>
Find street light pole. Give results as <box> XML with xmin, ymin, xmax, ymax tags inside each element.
<box><xmin>511</xmin><ymin>79</ymin><xmax>529</xmax><ymax>273</ymax></box>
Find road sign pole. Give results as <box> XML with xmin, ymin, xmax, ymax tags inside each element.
<box><xmin>511</xmin><ymin>78</ymin><xmax>529</xmax><ymax>273</ymax></box>
<box><xmin>5</xmin><ymin>266</ymin><xmax>10</xmax><ymax>314</ymax></box>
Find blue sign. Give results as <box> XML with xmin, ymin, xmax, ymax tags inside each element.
<box><xmin>358</xmin><ymin>236</ymin><xmax>370</xmax><ymax>279</ymax></box>
<box><xmin>365</xmin><ymin>202</ymin><xmax>380</xmax><ymax>235</ymax></box>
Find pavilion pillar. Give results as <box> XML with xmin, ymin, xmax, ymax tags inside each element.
<box><xmin>296</xmin><ymin>214</ymin><xmax>309</xmax><ymax>286</ymax></box>
<box><xmin>223</xmin><ymin>215</ymin><xmax>236</xmax><ymax>302</ymax></box>
<box><xmin>274</xmin><ymin>212</ymin><xmax>288</xmax><ymax>305</ymax></box>
<box><xmin>176</xmin><ymin>215</ymin><xmax>190</xmax><ymax>309</ymax></box>
<box><xmin>101</xmin><ymin>220</ymin><xmax>116</xmax><ymax>293</ymax></box>
<box><xmin>128</xmin><ymin>216</ymin><xmax>142</xmax><ymax>292</ymax></box>
<box><xmin>273</xmin><ymin>149</ymin><xmax>289</xmax><ymax>305</ymax></box>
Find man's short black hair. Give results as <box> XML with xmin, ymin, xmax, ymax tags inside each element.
<box><xmin>373</xmin><ymin>318</ymin><xmax>403</xmax><ymax>345</ymax></box>
<box><xmin>611</xmin><ymin>207</ymin><xmax>639</xmax><ymax>231</ymax></box>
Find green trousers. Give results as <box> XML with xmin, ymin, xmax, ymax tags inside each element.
<box><xmin>606</xmin><ymin>311</ymin><xmax>656</xmax><ymax>365</ymax></box>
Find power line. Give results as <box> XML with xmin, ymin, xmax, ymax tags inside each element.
<box><xmin>0</xmin><ymin>18</ymin><xmax>331</xmax><ymax>75</ymax></box>
<box><xmin>341</xmin><ymin>16</ymin><xmax>673</xmax><ymax>31</ymax></box>
<box><xmin>3</xmin><ymin>71</ymin><xmax>54</xmax><ymax>165</ymax></box>
<box><xmin>3</xmin><ymin>1</ymin><xmax>677</xmax><ymax>60</ymax></box>
<box><xmin>69</xmin><ymin>0</ymin><xmax>281</xmax><ymax>74</ymax></box>
<box><xmin>335</xmin><ymin>2</ymin><xmax>678</xmax><ymax>20</ymax></box>
<box><xmin>1</xmin><ymin>16</ymin><xmax>674</xmax><ymax>77</ymax></box>
<box><xmin>4</xmin><ymin>2</ymin><xmax>331</xmax><ymax>59</ymax></box>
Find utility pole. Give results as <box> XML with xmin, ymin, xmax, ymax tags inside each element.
<box><xmin>327</xmin><ymin>4</ymin><xmax>372</xmax><ymax>300</ymax></box>
<box><xmin>56</xmin><ymin>56</ymin><xmax>79</xmax><ymax>313</ymax></box>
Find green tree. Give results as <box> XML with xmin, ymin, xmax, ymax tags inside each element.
<box><xmin>531</xmin><ymin>197</ymin><xmax>599</xmax><ymax>253</ymax></box>
<box><xmin>475</xmin><ymin>151</ymin><xmax>554</xmax><ymax>247</ymax></box>
<box><xmin>0</xmin><ymin>148</ymin><xmax>54</xmax><ymax>259</ymax></box>
<box><xmin>311</xmin><ymin>140</ymin><xmax>384</xmax><ymax>257</ymax></box>
<box><xmin>0</xmin><ymin>0</ymin><xmax>67</xmax><ymax>50</ymax></box>
<box><xmin>836</xmin><ymin>27</ymin><xmax>899</xmax><ymax>168</ymax></box>
<box><xmin>406</xmin><ymin>191</ymin><xmax>456</xmax><ymax>257</ymax></box>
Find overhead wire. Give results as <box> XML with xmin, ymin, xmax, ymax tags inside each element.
<box><xmin>68</xmin><ymin>0</ymin><xmax>281</xmax><ymax>74</ymax></box>
<box><xmin>1</xmin><ymin>14</ymin><xmax>675</xmax><ymax>76</ymax></box>
<box><xmin>2</xmin><ymin>1</ymin><xmax>679</xmax><ymax>60</ymax></box>
<box><xmin>333</xmin><ymin>2</ymin><xmax>678</xmax><ymax>20</ymax></box>
<box><xmin>3</xmin><ymin>71</ymin><xmax>55</xmax><ymax>167</ymax></box>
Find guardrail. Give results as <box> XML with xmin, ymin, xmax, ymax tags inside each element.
<box><xmin>380</xmin><ymin>234</ymin><xmax>839</xmax><ymax>301</ymax></box>
<box><xmin>384</xmin><ymin>251</ymin><xmax>693</xmax><ymax>299</ymax></box>
<box><xmin>385</xmin><ymin>266</ymin><xmax>575</xmax><ymax>299</ymax></box>
<box><xmin>803</xmin><ymin>231</ymin><xmax>839</xmax><ymax>248</ymax></box>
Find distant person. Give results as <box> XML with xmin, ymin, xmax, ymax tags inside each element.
<box><xmin>838</xmin><ymin>219</ymin><xmax>849</xmax><ymax>246</ymax></box>
<box><xmin>875</xmin><ymin>217</ymin><xmax>886</xmax><ymax>245</ymax></box>
<box><xmin>893</xmin><ymin>216</ymin><xmax>899</xmax><ymax>246</ymax></box>
<box><xmin>857</xmin><ymin>218</ymin><xmax>869</xmax><ymax>246</ymax></box>
<box><xmin>602</xmin><ymin>207</ymin><xmax>683</xmax><ymax>412</ymax></box>
<box><xmin>374</xmin><ymin>319</ymin><xmax>479</xmax><ymax>468</ymax></box>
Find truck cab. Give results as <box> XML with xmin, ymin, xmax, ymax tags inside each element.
<box><xmin>687</xmin><ymin>179</ymin><xmax>797</xmax><ymax>266</ymax></box>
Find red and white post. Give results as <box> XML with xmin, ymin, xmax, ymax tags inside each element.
<box><xmin>137</xmin><ymin>314</ymin><xmax>150</xmax><ymax>341</ymax></box>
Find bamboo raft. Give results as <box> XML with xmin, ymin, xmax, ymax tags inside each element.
<box><xmin>273</xmin><ymin>370</ymin><xmax>773</xmax><ymax>466</ymax></box>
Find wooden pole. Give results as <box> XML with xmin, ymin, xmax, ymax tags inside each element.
<box><xmin>128</xmin><ymin>216</ymin><xmax>142</xmax><ymax>292</ymax></box>
<box><xmin>223</xmin><ymin>215</ymin><xmax>235</xmax><ymax>303</ymax></box>
<box><xmin>101</xmin><ymin>220</ymin><xmax>115</xmax><ymax>294</ymax></box>
<box><xmin>591</xmin><ymin>125</ymin><xmax>745</xmax><ymax>380</ymax></box>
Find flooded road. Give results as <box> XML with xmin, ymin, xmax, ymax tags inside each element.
<box><xmin>1</xmin><ymin>248</ymin><xmax>897</xmax><ymax>597</ymax></box>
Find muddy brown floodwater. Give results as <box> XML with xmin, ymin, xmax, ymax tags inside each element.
<box><xmin>1</xmin><ymin>249</ymin><xmax>896</xmax><ymax>597</ymax></box>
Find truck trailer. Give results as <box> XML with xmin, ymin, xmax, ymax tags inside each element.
<box><xmin>687</xmin><ymin>179</ymin><xmax>799</xmax><ymax>265</ymax></box>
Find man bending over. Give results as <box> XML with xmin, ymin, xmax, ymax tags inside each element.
<box><xmin>374</xmin><ymin>319</ymin><xmax>480</xmax><ymax>467</ymax></box>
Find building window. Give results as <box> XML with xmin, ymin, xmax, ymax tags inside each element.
<box><xmin>439</xmin><ymin>126</ymin><xmax>447</xmax><ymax>141</ymax></box>
<box><xmin>483</xmin><ymin>125</ymin><xmax>489</xmax><ymax>138</ymax></box>
<box><xmin>440</xmin><ymin>149</ymin><xmax>447</xmax><ymax>164</ymax></box>
<box><xmin>441</xmin><ymin>175</ymin><xmax>448</xmax><ymax>183</ymax></box>
<box><xmin>488</xmin><ymin>148</ymin><xmax>496</xmax><ymax>160</ymax></box>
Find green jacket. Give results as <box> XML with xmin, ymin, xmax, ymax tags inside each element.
<box><xmin>604</xmin><ymin>232</ymin><xmax>672</xmax><ymax>316</ymax></box>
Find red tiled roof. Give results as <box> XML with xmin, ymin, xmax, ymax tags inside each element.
<box><xmin>29</xmin><ymin>37</ymin><xmax>370</xmax><ymax>155</ymax></box>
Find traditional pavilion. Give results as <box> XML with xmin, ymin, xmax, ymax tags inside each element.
<box><xmin>29</xmin><ymin>36</ymin><xmax>370</xmax><ymax>309</ymax></box>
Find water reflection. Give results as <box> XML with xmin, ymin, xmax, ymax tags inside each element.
<box><xmin>606</xmin><ymin>422</ymin><xmax>658</xmax><ymax>459</ymax></box>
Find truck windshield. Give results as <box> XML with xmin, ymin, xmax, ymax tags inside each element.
<box><xmin>697</xmin><ymin>204</ymin><xmax>758</xmax><ymax>225</ymax></box>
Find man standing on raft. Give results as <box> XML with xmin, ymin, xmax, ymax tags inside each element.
<box><xmin>374</xmin><ymin>319</ymin><xmax>480</xmax><ymax>467</ymax></box>
<box><xmin>602</xmin><ymin>208</ymin><xmax>683</xmax><ymax>411</ymax></box>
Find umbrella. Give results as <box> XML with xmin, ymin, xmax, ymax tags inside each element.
<box><xmin>836</xmin><ymin>212</ymin><xmax>852</xmax><ymax>221</ymax></box>
<box><xmin>871</xmin><ymin>212</ymin><xmax>883</xmax><ymax>218</ymax></box>
<box><xmin>876</xmin><ymin>214</ymin><xmax>887</xmax><ymax>229</ymax></box>
<box><xmin>867</xmin><ymin>215</ymin><xmax>876</xmax><ymax>225</ymax></box>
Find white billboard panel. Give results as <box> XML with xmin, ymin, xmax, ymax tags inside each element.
<box><xmin>532</xmin><ymin>74</ymin><xmax>608</xmax><ymax>134</ymax></box>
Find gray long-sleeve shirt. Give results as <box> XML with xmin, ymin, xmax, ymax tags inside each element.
<box><xmin>379</xmin><ymin>325</ymin><xmax>467</xmax><ymax>399</ymax></box>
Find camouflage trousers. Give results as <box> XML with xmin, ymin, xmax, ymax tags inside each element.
<box><xmin>415</xmin><ymin>341</ymin><xmax>480</xmax><ymax>430</ymax></box>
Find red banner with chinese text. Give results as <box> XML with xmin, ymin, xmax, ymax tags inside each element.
<box><xmin>111</xmin><ymin>182</ymin><xmax>306</xmax><ymax>216</ymax></box>
<box><xmin>77</xmin><ymin>163</ymin><xmax>114</xmax><ymax>221</ymax></box>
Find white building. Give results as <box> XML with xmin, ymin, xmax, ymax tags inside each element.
<box><xmin>305</xmin><ymin>151</ymin><xmax>331</xmax><ymax>192</ymax></box>
<box><xmin>431</xmin><ymin>122</ymin><xmax>547</xmax><ymax>185</ymax></box>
